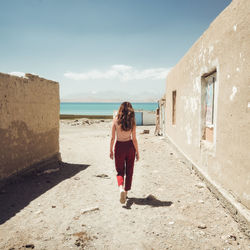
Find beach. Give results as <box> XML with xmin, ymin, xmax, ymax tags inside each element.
<box><xmin>0</xmin><ymin>119</ymin><xmax>249</xmax><ymax>249</ymax></box>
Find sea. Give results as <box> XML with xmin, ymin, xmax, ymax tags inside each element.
<box><xmin>60</xmin><ymin>102</ymin><xmax>158</xmax><ymax>115</ymax></box>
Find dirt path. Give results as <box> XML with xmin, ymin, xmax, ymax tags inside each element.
<box><xmin>0</xmin><ymin>120</ymin><xmax>249</xmax><ymax>249</ymax></box>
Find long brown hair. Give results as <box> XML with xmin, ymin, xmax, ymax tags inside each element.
<box><xmin>117</xmin><ymin>102</ymin><xmax>135</xmax><ymax>131</ymax></box>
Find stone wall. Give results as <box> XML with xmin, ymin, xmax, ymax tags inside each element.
<box><xmin>0</xmin><ymin>73</ymin><xmax>60</xmax><ymax>182</ymax></box>
<box><xmin>165</xmin><ymin>0</ymin><xmax>250</xmax><ymax>213</ymax></box>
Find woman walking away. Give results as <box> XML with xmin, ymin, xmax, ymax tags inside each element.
<box><xmin>110</xmin><ymin>102</ymin><xmax>139</xmax><ymax>204</ymax></box>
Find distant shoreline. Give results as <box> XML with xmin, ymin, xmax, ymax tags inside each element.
<box><xmin>60</xmin><ymin>101</ymin><xmax>158</xmax><ymax>104</ymax></box>
<box><xmin>60</xmin><ymin>114</ymin><xmax>113</xmax><ymax>120</ymax></box>
<box><xmin>60</xmin><ymin>102</ymin><xmax>158</xmax><ymax>117</ymax></box>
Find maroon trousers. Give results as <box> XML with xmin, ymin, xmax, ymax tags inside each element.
<box><xmin>114</xmin><ymin>140</ymin><xmax>136</xmax><ymax>191</ymax></box>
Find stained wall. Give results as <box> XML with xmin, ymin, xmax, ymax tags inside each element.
<box><xmin>165</xmin><ymin>0</ymin><xmax>250</xmax><ymax>210</ymax></box>
<box><xmin>0</xmin><ymin>73</ymin><xmax>60</xmax><ymax>181</ymax></box>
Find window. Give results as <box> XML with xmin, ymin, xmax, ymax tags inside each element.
<box><xmin>172</xmin><ymin>90</ymin><xmax>176</xmax><ymax>125</ymax></box>
<box><xmin>201</xmin><ymin>71</ymin><xmax>216</xmax><ymax>143</ymax></box>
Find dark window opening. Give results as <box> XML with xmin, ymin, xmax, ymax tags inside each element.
<box><xmin>172</xmin><ymin>90</ymin><xmax>176</xmax><ymax>125</ymax></box>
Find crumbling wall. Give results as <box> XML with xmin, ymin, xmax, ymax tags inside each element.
<box><xmin>165</xmin><ymin>0</ymin><xmax>250</xmax><ymax>211</ymax></box>
<box><xmin>0</xmin><ymin>73</ymin><xmax>60</xmax><ymax>181</ymax></box>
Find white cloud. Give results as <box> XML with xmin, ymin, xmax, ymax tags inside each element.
<box><xmin>61</xmin><ymin>89</ymin><xmax>161</xmax><ymax>102</ymax></box>
<box><xmin>9</xmin><ymin>72</ymin><xmax>26</xmax><ymax>78</ymax></box>
<box><xmin>64</xmin><ymin>64</ymin><xmax>171</xmax><ymax>81</ymax></box>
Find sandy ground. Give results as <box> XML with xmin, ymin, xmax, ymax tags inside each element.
<box><xmin>0</xmin><ymin>119</ymin><xmax>249</xmax><ymax>250</ymax></box>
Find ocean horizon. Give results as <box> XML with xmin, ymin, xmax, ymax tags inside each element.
<box><xmin>60</xmin><ymin>102</ymin><xmax>158</xmax><ymax>115</ymax></box>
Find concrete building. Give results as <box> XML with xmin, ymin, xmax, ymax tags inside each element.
<box><xmin>159</xmin><ymin>96</ymin><xmax>166</xmax><ymax>136</ymax></box>
<box><xmin>164</xmin><ymin>0</ymin><xmax>250</xmax><ymax>232</ymax></box>
<box><xmin>140</xmin><ymin>111</ymin><xmax>156</xmax><ymax>125</ymax></box>
<box><xmin>0</xmin><ymin>73</ymin><xmax>60</xmax><ymax>185</ymax></box>
<box><xmin>113</xmin><ymin>110</ymin><xmax>156</xmax><ymax>126</ymax></box>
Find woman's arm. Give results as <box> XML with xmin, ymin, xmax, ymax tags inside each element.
<box><xmin>132</xmin><ymin>125</ymin><xmax>139</xmax><ymax>161</ymax></box>
<box><xmin>110</xmin><ymin>120</ymin><xmax>116</xmax><ymax>159</ymax></box>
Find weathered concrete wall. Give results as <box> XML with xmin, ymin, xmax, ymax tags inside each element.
<box><xmin>143</xmin><ymin>111</ymin><xmax>156</xmax><ymax>125</ymax></box>
<box><xmin>165</xmin><ymin>0</ymin><xmax>250</xmax><ymax>211</ymax></box>
<box><xmin>0</xmin><ymin>73</ymin><xmax>60</xmax><ymax>181</ymax></box>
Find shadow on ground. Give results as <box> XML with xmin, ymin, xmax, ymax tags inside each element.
<box><xmin>0</xmin><ymin>162</ymin><xmax>89</xmax><ymax>225</ymax></box>
<box><xmin>123</xmin><ymin>196</ymin><xmax>173</xmax><ymax>209</ymax></box>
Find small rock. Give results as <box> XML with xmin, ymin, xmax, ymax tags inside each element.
<box><xmin>52</xmin><ymin>205</ymin><xmax>56</xmax><ymax>208</ymax></box>
<box><xmin>24</xmin><ymin>244</ymin><xmax>35</xmax><ymax>249</ymax></box>
<box><xmin>66</xmin><ymin>226</ymin><xmax>70</xmax><ymax>231</ymax></box>
<box><xmin>198</xmin><ymin>200</ymin><xmax>204</xmax><ymax>204</ymax></box>
<box><xmin>95</xmin><ymin>174</ymin><xmax>110</xmax><ymax>179</ymax></box>
<box><xmin>170</xmin><ymin>153</ymin><xmax>173</xmax><ymax>155</ymax></box>
<box><xmin>49</xmin><ymin>167</ymin><xmax>60</xmax><ymax>173</ymax></box>
<box><xmin>75</xmin><ymin>240</ymin><xmax>81</xmax><ymax>247</ymax></box>
<box><xmin>198</xmin><ymin>224</ymin><xmax>207</xmax><ymax>229</ymax></box>
<box><xmin>81</xmin><ymin>206</ymin><xmax>99</xmax><ymax>214</ymax></box>
<box><xmin>35</xmin><ymin>210</ymin><xmax>42</xmax><ymax>215</ymax></box>
<box><xmin>38</xmin><ymin>168</ymin><xmax>60</xmax><ymax>175</ymax></box>
<box><xmin>229</xmin><ymin>235</ymin><xmax>237</xmax><ymax>241</ymax></box>
<box><xmin>74</xmin><ymin>177</ymin><xmax>80</xmax><ymax>180</ymax></box>
<box><xmin>169</xmin><ymin>221</ymin><xmax>175</xmax><ymax>225</ymax></box>
<box><xmin>224</xmin><ymin>235</ymin><xmax>237</xmax><ymax>242</ymax></box>
<box><xmin>195</xmin><ymin>183</ymin><xmax>206</xmax><ymax>189</ymax></box>
<box><xmin>146</xmin><ymin>194</ymin><xmax>156</xmax><ymax>200</ymax></box>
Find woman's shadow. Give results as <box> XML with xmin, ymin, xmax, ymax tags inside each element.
<box><xmin>123</xmin><ymin>194</ymin><xmax>173</xmax><ymax>209</ymax></box>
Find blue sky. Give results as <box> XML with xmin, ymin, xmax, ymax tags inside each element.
<box><xmin>0</xmin><ymin>0</ymin><xmax>231</xmax><ymax>101</ymax></box>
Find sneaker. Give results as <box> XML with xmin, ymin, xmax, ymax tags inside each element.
<box><xmin>120</xmin><ymin>190</ymin><xmax>126</xmax><ymax>204</ymax></box>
